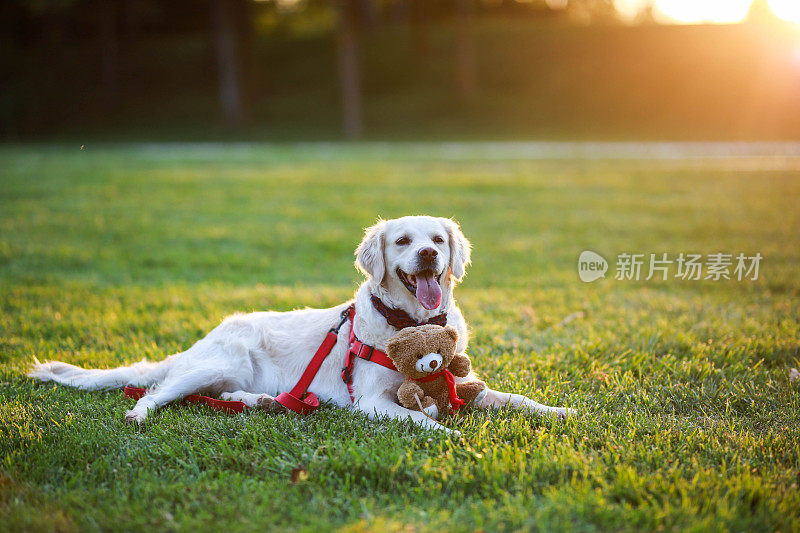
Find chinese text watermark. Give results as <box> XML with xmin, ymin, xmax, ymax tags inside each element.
<box><xmin>578</xmin><ymin>251</ymin><xmax>762</xmax><ymax>282</ymax></box>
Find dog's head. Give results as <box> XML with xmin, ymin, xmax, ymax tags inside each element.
<box><xmin>355</xmin><ymin>216</ymin><xmax>471</xmax><ymax>311</ymax></box>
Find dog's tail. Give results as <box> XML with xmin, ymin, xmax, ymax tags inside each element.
<box><xmin>28</xmin><ymin>356</ymin><xmax>174</xmax><ymax>391</ymax></box>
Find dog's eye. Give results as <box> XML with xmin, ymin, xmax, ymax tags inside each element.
<box><xmin>396</xmin><ymin>236</ymin><xmax>411</xmax><ymax>246</ymax></box>
<box><xmin>433</xmin><ymin>235</ymin><xmax>444</xmax><ymax>244</ymax></box>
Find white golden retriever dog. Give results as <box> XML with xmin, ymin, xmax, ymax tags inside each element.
<box><xmin>30</xmin><ymin>216</ymin><xmax>569</xmax><ymax>433</ymax></box>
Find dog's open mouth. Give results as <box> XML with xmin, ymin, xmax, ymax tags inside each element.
<box><xmin>397</xmin><ymin>268</ymin><xmax>443</xmax><ymax>310</ymax></box>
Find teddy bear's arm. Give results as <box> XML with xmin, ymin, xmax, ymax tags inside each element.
<box><xmin>448</xmin><ymin>353</ymin><xmax>472</xmax><ymax>377</ymax></box>
<box><xmin>397</xmin><ymin>380</ymin><xmax>434</xmax><ymax>410</ymax></box>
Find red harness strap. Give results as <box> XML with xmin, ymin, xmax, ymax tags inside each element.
<box><xmin>341</xmin><ymin>307</ymin><xmax>399</xmax><ymax>402</ymax></box>
<box><xmin>123</xmin><ymin>385</ymin><xmax>249</xmax><ymax>414</ymax></box>
<box><xmin>413</xmin><ymin>369</ymin><xmax>466</xmax><ymax>414</ymax></box>
<box><xmin>272</xmin><ymin>306</ymin><xmax>353</xmax><ymax>414</ymax></box>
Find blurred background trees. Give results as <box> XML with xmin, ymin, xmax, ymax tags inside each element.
<box><xmin>1</xmin><ymin>0</ymin><xmax>799</xmax><ymax>140</ymax></box>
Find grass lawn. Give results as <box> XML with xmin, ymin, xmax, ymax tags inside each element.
<box><xmin>1</xmin><ymin>144</ymin><xmax>799</xmax><ymax>531</ymax></box>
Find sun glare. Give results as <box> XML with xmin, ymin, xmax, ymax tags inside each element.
<box><xmin>615</xmin><ymin>0</ymin><xmax>800</xmax><ymax>25</ymax></box>
<box><xmin>768</xmin><ymin>0</ymin><xmax>800</xmax><ymax>24</ymax></box>
<box><xmin>614</xmin><ymin>0</ymin><xmax>650</xmax><ymax>22</ymax></box>
<box><xmin>652</xmin><ymin>0</ymin><xmax>753</xmax><ymax>24</ymax></box>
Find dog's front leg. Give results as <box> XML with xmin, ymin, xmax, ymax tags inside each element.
<box><xmin>474</xmin><ymin>388</ymin><xmax>574</xmax><ymax>418</ymax></box>
<box><xmin>356</xmin><ymin>395</ymin><xmax>461</xmax><ymax>437</ymax></box>
<box><xmin>220</xmin><ymin>390</ymin><xmax>274</xmax><ymax>407</ymax></box>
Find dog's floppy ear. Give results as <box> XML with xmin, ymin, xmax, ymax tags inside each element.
<box><xmin>440</xmin><ymin>218</ymin><xmax>471</xmax><ymax>282</ymax></box>
<box><xmin>355</xmin><ymin>219</ymin><xmax>387</xmax><ymax>282</ymax></box>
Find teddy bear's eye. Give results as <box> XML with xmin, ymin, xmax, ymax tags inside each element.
<box><xmin>417</xmin><ymin>354</ymin><xmax>423</xmax><ymax>359</ymax></box>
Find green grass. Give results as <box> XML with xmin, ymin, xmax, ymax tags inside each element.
<box><xmin>1</xmin><ymin>144</ymin><xmax>799</xmax><ymax>531</ymax></box>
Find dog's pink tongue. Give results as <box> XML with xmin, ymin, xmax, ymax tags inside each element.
<box><xmin>415</xmin><ymin>273</ymin><xmax>442</xmax><ymax>310</ymax></box>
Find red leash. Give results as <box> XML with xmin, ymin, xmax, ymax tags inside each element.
<box><xmin>123</xmin><ymin>385</ymin><xmax>249</xmax><ymax>414</ymax></box>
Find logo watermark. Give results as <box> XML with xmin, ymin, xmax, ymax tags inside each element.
<box><xmin>578</xmin><ymin>251</ymin><xmax>762</xmax><ymax>282</ymax></box>
<box><xmin>578</xmin><ymin>250</ymin><xmax>609</xmax><ymax>282</ymax></box>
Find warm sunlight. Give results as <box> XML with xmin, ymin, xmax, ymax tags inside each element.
<box><xmin>768</xmin><ymin>0</ymin><xmax>800</xmax><ymax>24</ymax></box>
<box><xmin>616</xmin><ymin>0</ymin><xmax>800</xmax><ymax>25</ymax></box>
<box><xmin>652</xmin><ymin>0</ymin><xmax>753</xmax><ymax>24</ymax></box>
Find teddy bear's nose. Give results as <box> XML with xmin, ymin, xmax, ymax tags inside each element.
<box><xmin>429</xmin><ymin>359</ymin><xmax>438</xmax><ymax>369</ymax></box>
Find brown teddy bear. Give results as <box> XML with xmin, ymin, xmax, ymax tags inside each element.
<box><xmin>386</xmin><ymin>324</ymin><xmax>486</xmax><ymax>420</ymax></box>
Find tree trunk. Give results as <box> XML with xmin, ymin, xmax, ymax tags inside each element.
<box><xmin>212</xmin><ymin>0</ymin><xmax>245</xmax><ymax>126</ymax></box>
<box><xmin>234</xmin><ymin>0</ymin><xmax>255</xmax><ymax>120</ymax></box>
<box><xmin>410</xmin><ymin>0</ymin><xmax>431</xmax><ymax>59</ymax></box>
<box><xmin>454</xmin><ymin>0</ymin><xmax>477</xmax><ymax>100</ymax></box>
<box><xmin>122</xmin><ymin>0</ymin><xmax>140</xmax><ymax>38</ymax></box>
<box><xmin>335</xmin><ymin>0</ymin><xmax>363</xmax><ymax>139</ymax></box>
<box><xmin>97</xmin><ymin>0</ymin><xmax>119</xmax><ymax>109</ymax></box>
<box><xmin>356</xmin><ymin>0</ymin><xmax>378</xmax><ymax>28</ymax></box>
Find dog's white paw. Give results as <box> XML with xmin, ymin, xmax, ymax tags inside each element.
<box><xmin>423</xmin><ymin>403</ymin><xmax>439</xmax><ymax>420</ymax></box>
<box><xmin>256</xmin><ymin>394</ymin><xmax>275</xmax><ymax>408</ymax></box>
<box><xmin>124</xmin><ymin>409</ymin><xmax>146</xmax><ymax>425</ymax></box>
<box><xmin>552</xmin><ymin>407</ymin><xmax>576</xmax><ymax>419</ymax></box>
<box><xmin>474</xmin><ymin>388</ymin><xmax>488</xmax><ymax>404</ymax></box>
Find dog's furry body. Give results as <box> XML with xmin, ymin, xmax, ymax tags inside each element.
<box><xmin>30</xmin><ymin>216</ymin><xmax>568</xmax><ymax>433</ymax></box>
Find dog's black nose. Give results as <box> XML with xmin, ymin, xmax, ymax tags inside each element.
<box><xmin>418</xmin><ymin>247</ymin><xmax>438</xmax><ymax>260</ymax></box>
<box><xmin>429</xmin><ymin>359</ymin><xmax>439</xmax><ymax>369</ymax></box>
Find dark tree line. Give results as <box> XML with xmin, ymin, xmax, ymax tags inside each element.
<box><xmin>2</xmin><ymin>0</ymin><xmax>610</xmax><ymax>138</ymax></box>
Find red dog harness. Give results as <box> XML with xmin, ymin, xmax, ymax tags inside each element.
<box><xmin>276</xmin><ymin>304</ymin><xmax>403</xmax><ymax>411</ymax></box>
<box><xmin>272</xmin><ymin>306</ymin><xmax>356</xmax><ymax>413</ymax></box>
<box><xmin>341</xmin><ymin>306</ymin><xmax>397</xmax><ymax>402</ymax></box>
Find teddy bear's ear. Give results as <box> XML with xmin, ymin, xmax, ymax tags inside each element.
<box><xmin>386</xmin><ymin>328</ymin><xmax>414</xmax><ymax>354</ymax></box>
<box><xmin>444</xmin><ymin>325</ymin><xmax>458</xmax><ymax>342</ymax></box>
<box><xmin>386</xmin><ymin>334</ymin><xmax>402</xmax><ymax>355</ymax></box>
